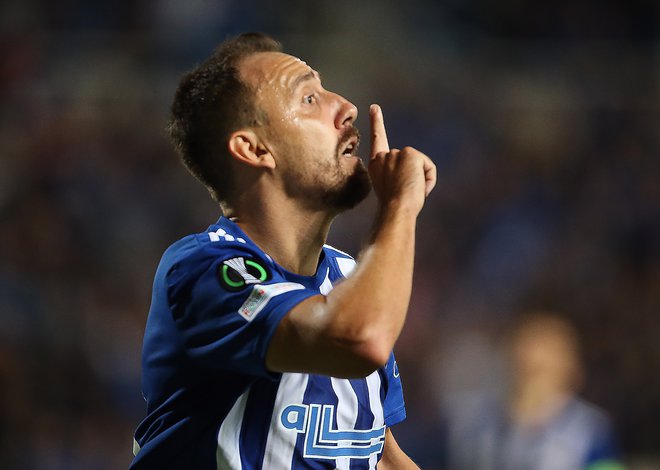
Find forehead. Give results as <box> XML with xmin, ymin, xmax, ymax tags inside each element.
<box><xmin>239</xmin><ymin>51</ymin><xmax>318</xmax><ymax>92</ymax></box>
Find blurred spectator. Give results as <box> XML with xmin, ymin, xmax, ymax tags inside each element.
<box><xmin>443</xmin><ymin>312</ymin><xmax>625</xmax><ymax>470</ymax></box>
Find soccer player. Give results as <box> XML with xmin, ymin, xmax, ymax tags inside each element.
<box><xmin>131</xmin><ymin>32</ymin><xmax>436</xmax><ymax>469</ymax></box>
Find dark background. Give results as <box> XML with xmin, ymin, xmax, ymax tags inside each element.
<box><xmin>1</xmin><ymin>0</ymin><xmax>658</xmax><ymax>468</ymax></box>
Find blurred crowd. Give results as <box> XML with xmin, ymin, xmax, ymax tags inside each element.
<box><xmin>1</xmin><ymin>0</ymin><xmax>658</xmax><ymax>468</ymax></box>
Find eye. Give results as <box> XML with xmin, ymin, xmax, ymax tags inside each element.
<box><xmin>303</xmin><ymin>94</ymin><xmax>315</xmax><ymax>104</ymax></box>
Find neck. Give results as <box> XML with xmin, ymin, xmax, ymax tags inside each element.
<box><xmin>224</xmin><ymin>195</ymin><xmax>335</xmax><ymax>276</ymax></box>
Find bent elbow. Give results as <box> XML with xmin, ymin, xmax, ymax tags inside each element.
<box><xmin>336</xmin><ymin>352</ymin><xmax>387</xmax><ymax>379</ymax></box>
<box><xmin>357</xmin><ymin>339</ymin><xmax>391</xmax><ymax>370</ymax></box>
<box><xmin>334</xmin><ymin>330</ymin><xmax>392</xmax><ymax>378</ymax></box>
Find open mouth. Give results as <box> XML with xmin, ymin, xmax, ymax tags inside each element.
<box><xmin>339</xmin><ymin>134</ymin><xmax>360</xmax><ymax>158</ymax></box>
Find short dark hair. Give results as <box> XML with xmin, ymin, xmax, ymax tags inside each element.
<box><xmin>168</xmin><ymin>33</ymin><xmax>282</xmax><ymax>203</ymax></box>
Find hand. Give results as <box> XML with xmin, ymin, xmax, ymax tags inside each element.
<box><xmin>368</xmin><ymin>104</ymin><xmax>437</xmax><ymax>214</ymax></box>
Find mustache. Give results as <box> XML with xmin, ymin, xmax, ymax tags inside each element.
<box><xmin>336</xmin><ymin>126</ymin><xmax>361</xmax><ymax>155</ymax></box>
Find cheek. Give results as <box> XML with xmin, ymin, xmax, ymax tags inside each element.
<box><xmin>289</xmin><ymin>122</ymin><xmax>336</xmax><ymax>154</ymax></box>
<box><xmin>266</xmin><ymin>108</ymin><xmax>338</xmax><ymax>158</ymax></box>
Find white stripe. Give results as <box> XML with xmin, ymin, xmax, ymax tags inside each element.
<box><xmin>331</xmin><ymin>377</ymin><xmax>360</xmax><ymax>470</ymax></box>
<box><xmin>262</xmin><ymin>373</ymin><xmax>309</xmax><ymax>469</ymax></box>
<box><xmin>132</xmin><ymin>438</ymin><xmax>141</xmax><ymax>456</ymax></box>
<box><xmin>216</xmin><ymin>389</ymin><xmax>250</xmax><ymax>469</ymax></box>
<box><xmin>336</xmin><ymin>257</ymin><xmax>356</xmax><ymax>278</ymax></box>
<box><xmin>319</xmin><ymin>268</ymin><xmax>332</xmax><ymax>295</ymax></box>
<box><xmin>323</xmin><ymin>244</ymin><xmax>353</xmax><ymax>259</ymax></box>
<box><xmin>366</xmin><ymin>371</ymin><xmax>384</xmax><ymax>469</ymax></box>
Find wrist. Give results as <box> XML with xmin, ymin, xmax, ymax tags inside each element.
<box><xmin>379</xmin><ymin>198</ymin><xmax>421</xmax><ymax>220</ymax></box>
<box><xmin>371</xmin><ymin>200</ymin><xmax>418</xmax><ymax>243</ymax></box>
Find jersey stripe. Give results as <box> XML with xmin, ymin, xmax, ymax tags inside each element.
<box><xmin>319</xmin><ymin>267</ymin><xmax>332</xmax><ymax>295</ymax></box>
<box><xmin>366</xmin><ymin>372</ymin><xmax>384</xmax><ymax>469</ymax></box>
<box><xmin>216</xmin><ymin>389</ymin><xmax>250</xmax><ymax>469</ymax></box>
<box><xmin>239</xmin><ymin>379</ymin><xmax>280</xmax><ymax>469</ymax></box>
<box><xmin>335</xmin><ymin>257</ymin><xmax>356</xmax><ymax>278</ymax></box>
<box><xmin>345</xmin><ymin>378</ymin><xmax>374</xmax><ymax>470</ymax></box>
<box><xmin>331</xmin><ymin>377</ymin><xmax>360</xmax><ymax>470</ymax></box>
<box><xmin>322</xmin><ymin>244</ymin><xmax>352</xmax><ymax>258</ymax></box>
<box><xmin>261</xmin><ymin>373</ymin><xmax>309</xmax><ymax>469</ymax></box>
<box><xmin>295</xmin><ymin>375</ymin><xmax>338</xmax><ymax>469</ymax></box>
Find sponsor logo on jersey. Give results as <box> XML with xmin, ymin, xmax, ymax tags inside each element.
<box><xmin>280</xmin><ymin>404</ymin><xmax>386</xmax><ymax>460</ymax></box>
<box><xmin>218</xmin><ymin>257</ymin><xmax>271</xmax><ymax>291</ymax></box>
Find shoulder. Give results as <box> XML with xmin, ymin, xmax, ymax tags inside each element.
<box><xmin>158</xmin><ymin>223</ymin><xmax>270</xmax><ymax>290</ymax></box>
<box><xmin>564</xmin><ymin>397</ymin><xmax>614</xmax><ymax>433</ymax></box>
<box><xmin>162</xmin><ymin>231</ymin><xmax>254</xmax><ymax>269</ymax></box>
<box><xmin>563</xmin><ymin>399</ymin><xmax>623</xmax><ymax>463</ymax></box>
<box><xmin>323</xmin><ymin>244</ymin><xmax>356</xmax><ymax>278</ymax></box>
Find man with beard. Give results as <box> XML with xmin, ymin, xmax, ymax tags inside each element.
<box><xmin>131</xmin><ymin>33</ymin><xmax>436</xmax><ymax>469</ymax></box>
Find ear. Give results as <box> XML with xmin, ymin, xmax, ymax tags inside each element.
<box><xmin>228</xmin><ymin>130</ymin><xmax>276</xmax><ymax>169</ymax></box>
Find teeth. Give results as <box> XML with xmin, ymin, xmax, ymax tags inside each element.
<box><xmin>341</xmin><ymin>137</ymin><xmax>358</xmax><ymax>156</ymax></box>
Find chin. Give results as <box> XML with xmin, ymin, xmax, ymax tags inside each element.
<box><xmin>327</xmin><ymin>163</ymin><xmax>372</xmax><ymax>212</ymax></box>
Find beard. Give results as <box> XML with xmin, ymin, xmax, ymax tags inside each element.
<box><xmin>281</xmin><ymin>126</ymin><xmax>372</xmax><ymax>213</ymax></box>
<box><xmin>319</xmin><ymin>158</ymin><xmax>371</xmax><ymax>212</ymax></box>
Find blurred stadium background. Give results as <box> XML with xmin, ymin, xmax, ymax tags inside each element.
<box><xmin>1</xmin><ymin>0</ymin><xmax>658</xmax><ymax>468</ymax></box>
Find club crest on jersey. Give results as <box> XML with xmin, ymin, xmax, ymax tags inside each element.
<box><xmin>280</xmin><ymin>404</ymin><xmax>386</xmax><ymax>460</ymax></box>
<box><xmin>218</xmin><ymin>257</ymin><xmax>270</xmax><ymax>291</ymax></box>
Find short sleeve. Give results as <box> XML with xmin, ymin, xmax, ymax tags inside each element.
<box><xmin>165</xmin><ymin>240</ymin><xmax>318</xmax><ymax>378</ymax></box>
<box><xmin>382</xmin><ymin>353</ymin><xmax>407</xmax><ymax>426</ymax></box>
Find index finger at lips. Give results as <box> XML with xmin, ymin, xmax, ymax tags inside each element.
<box><xmin>370</xmin><ymin>104</ymin><xmax>390</xmax><ymax>159</ymax></box>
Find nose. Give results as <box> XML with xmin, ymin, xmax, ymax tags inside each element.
<box><xmin>334</xmin><ymin>94</ymin><xmax>358</xmax><ymax>129</ymax></box>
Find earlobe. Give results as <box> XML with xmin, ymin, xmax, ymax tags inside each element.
<box><xmin>228</xmin><ymin>130</ymin><xmax>276</xmax><ymax>169</ymax></box>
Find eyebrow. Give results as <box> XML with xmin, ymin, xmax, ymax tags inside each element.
<box><xmin>291</xmin><ymin>70</ymin><xmax>321</xmax><ymax>91</ymax></box>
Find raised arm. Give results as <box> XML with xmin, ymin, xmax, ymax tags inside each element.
<box><xmin>266</xmin><ymin>104</ymin><xmax>437</xmax><ymax>378</ymax></box>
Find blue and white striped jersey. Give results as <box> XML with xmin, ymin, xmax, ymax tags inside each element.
<box><xmin>131</xmin><ymin>217</ymin><xmax>406</xmax><ymax>469</ymax></box>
